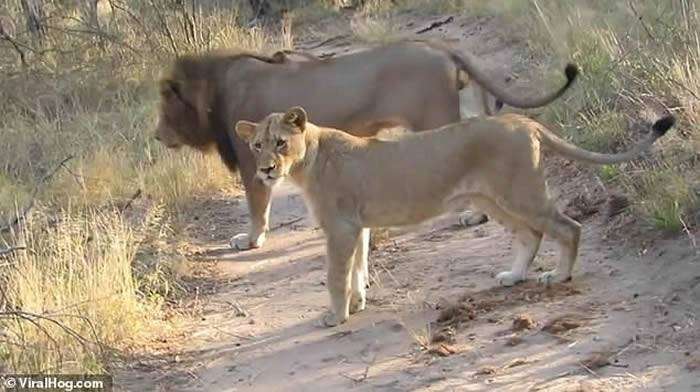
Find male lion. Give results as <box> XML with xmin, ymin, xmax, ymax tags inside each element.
<box><xmin>234</xmin><ymin>106</ymin><xmax>675</xmax><ymax>326</ymax></box>
<box><xmin>154</xmin><ymin>39</ymin><xmax>578</xmax><ymax>251</ymax></box>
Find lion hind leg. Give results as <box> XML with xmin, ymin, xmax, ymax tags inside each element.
<box><xmin>322</xmin><ymin>223</ymin><xmax>361</xmax><ymax>327</ymax></box>
<box><xmin>350</xmin><ymin>228</ymin><xmax>370</xmax><ymax>314</ymax></box>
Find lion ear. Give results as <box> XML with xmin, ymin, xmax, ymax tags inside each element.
<box><xmin>235</xmin><ymin>120</ymin><xmax>257</xmax><ymax>142</ymax></box>
<box><xmin>283</xmin><ymin>106</ymin><xmax>308</xmax><ymax>132</ymax></box>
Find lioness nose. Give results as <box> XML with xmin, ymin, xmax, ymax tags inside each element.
<box><xmin>260</xmin><ymin>164</ymin><xmax>276</xmax><ymax>174</ymax></box>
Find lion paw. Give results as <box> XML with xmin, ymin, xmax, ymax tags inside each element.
<box><xmin>496</xmin><ymin>271</ymin><xmax>525</xmax><ymax>287</ymax></box>
<box><xmin>319</xmin><ymin>311</ymin><xmax>347</xmax><ymax>328</ymax></box>
<box><xmin>349</xmin><ymin>295</ymin><xmax>366</xmax><ymax>315</ymax></box>
<box><xmin>458</xmin><ymin>211</ymin><xmax>489</xmax><ymax>227</ymax></box>
<box><xmin>537</xmin><ymin>270</ymin><xmax>570</xmax><ymax>287</ymax></box>
<box><xmin>230</xmin><ymin>232</ymin><xmax>266</xmax><ymax>251</ymax></box>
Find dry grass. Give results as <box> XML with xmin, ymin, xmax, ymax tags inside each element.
<box><xmin>0</xmin><ymin>0</ymin><xmax>295</xmax><ymax>374</ymax></box>
<box><xmin>1</xmin><ymin>208</ymin><xmax>158</xmax><ymax>373</ymax></box>
<box><xmin>520</xmin><ymin>0</ymin><xmax>700</xmax><ymax>232</ymax></box>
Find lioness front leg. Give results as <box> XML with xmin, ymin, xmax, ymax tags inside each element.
<box><xmin>350</xmin><ymin>228</ymin><xmax>370</xmax><ymax>314</ymax></box>
<box><xmin>322</xmin><ymin>224</ymin><xmax>361</xmax><ymax>327</ymax></box>
<box><xmin>231</xmin><ymin>160</ymin><xmax>272</xmax><ymax>251</ymax></box>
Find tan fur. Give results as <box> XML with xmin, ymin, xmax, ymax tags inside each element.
<box><xmin>235</xmin><ymin>107</ymin><xmax>674</xmax><ymax>326</ymax></box>
<box><xmin>154</xmin><ymin>40</ymin><xmax>577</xmax><ymax>251</ymax></box>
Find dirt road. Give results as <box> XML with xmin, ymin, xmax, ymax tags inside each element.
<box><xmin>119</xmin><ymin>12</ymin><xmax>700</xmax><ymax>392</ymax></box>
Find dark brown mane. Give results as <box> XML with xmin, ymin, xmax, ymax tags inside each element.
<box><xmin>169</xmin><ymin>49</ymin><xmax>288</xmax><ymax>77</ymax></box>
<box><xmin>161</xmin><ymin>49</ymin><xmax>292</xmax><ymax>174</ymax></box>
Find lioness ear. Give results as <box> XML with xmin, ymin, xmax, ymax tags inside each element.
<box><xmin>235</xmin><ymin>120</ymin><xmax>257</xmax><ymax>142</ymax></box>
<box><xmin>283</xmin><ymin>106</ymin><xmax>308</xmax><ymax>132</ymax></box>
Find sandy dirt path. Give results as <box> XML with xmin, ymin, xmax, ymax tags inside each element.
<box><xmin>119</xmin><ymin>12</ymin><xmax>700</xmax><ymax>392</ymax></box>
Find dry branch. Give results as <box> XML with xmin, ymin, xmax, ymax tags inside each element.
<box><xmin>119</xmin><ymin>189</ymin><xmax>143</xmax><ymax>213</ymax></box>
<box><xmin>416</xmin><ymin>16</ymin><xmax>454</xmax><ymax>34</ymax></box>
<box><xmin>0</xmin><ymin>155</ymin><xmax>74</xmax><ymax>234</ymax></box>
<box><xmin>0</xmin><ymin>246</ymin><xmax>26</xmax><ymax>258</ymax></box>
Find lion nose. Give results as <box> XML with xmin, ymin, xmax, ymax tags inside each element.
<box><xmin>260</xmin><ymin>164</ymin><xmax>276</xmax><ymax>174</ymax></box>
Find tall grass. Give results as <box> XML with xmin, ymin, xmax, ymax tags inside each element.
<box><xmin>523</xmin><ymin>0</ymin><xmax>699</xmax><ymax>232</ymax></box>
<box><xmin>402</xmin><ymin>0</ymin><xmax>699</xmax><ymax>231</ymax></box>
<box><xmin>0</xmin><ymin>0</ymin><xmax>295</xmax><ymax>374</ymax></box>
<box><xmin>1</xmin><ymin>208</ymin><xmax>156</xmax><ymax>373</ymax></box>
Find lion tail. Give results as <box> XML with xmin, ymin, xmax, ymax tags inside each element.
<box><xmin>449</xmin><ymin>50</ymin><xmax>578</xmax><ymax>109</ymax></box>
<box><xmin>414</xmin><ymin>38</ymin><xmax>578</xmax><ymax>109</ymax></box>
<box><xmin>537</xmin><ymin>115</ymin><xmax>675</xmax><ymax>165</ymax></box>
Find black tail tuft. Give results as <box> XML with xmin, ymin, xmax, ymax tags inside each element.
<box><xmin>652</xmin><ymin>115</ymin><xmax>676</xmax><ymax>137</ymax></box>
<box><xmin>564</xmin><ymin>63</ymin><xmax>579</xmax><ymax>85</ymax></box>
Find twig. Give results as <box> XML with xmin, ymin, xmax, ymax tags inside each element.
<box><xmin>149</xmin><ymin>0</ymin><xmax>179</xmax><ymax>56</ymax></box>
<box><xmin>271</xmin><ymin>216</ymin><xmax>303</xmax><ymax>231</ymax></box>
<box><xmin>628</xmin><ymin>1</ymin><xmax>656</xmax><ymax>41</ymax></box>
<box><xmin>678</xmin><ymin>214</ymin><xmax>698</xmax><ymax>252</ymax></box>
<box><xmin>578</xmin><ymin>360</ymin><xmax>600</xmax><ymax>377</ymax></box>
<box><xmin>0</xmin><ymin>32</ymin><xmax>28</xmax><ymax>67</ymax></box>
<box><xmin>119</xmin><ymin>189</ymin><xmax>143</xmax><ymax>213</ymax></box>
<box><xmin>1</xmin><ymin>155</ymin><xmax>74</xmax><ymax>234</ymax></box>
<box><xmin>0</xmin><ymin>246</ymin><xmax>26</xmax><ymax>257</ymax></box>
<box><xmin>301</xmin><ymin>34</ymin><xmax>350</xmax><ymax>51</ymax></box>
<box><xmin>416</xmin><ymin>16</ymin><xmax>454</xmax><ymax>34</ymax></box>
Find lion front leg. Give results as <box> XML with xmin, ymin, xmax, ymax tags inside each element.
<box><xmin>231</xmin><ymin>162</ymin><xmax>272</xmax><ymax>251</ymax></box>
<box><xmin>350</xmin><ymin>228</ymin><xmax>370</xmax><ymax>314</ymax></box>
<box><xmin>322</xmin><ymin>224</ymin><xmax>361</xmax><ymax>327</ymax></box>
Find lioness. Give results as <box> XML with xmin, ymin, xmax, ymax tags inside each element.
<box><xmin>154</xmin><ymin>39</ymin><xmax>578</xmax><ymax>251</ymax></box>
<box><xmin>234</xmin><ymin>107</ymin><xmax>675</xmax><ymax>326</ymax></box>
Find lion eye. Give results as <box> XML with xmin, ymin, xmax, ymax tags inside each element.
<box><xmin>253</xmin><ymin>142</ymin><xmax>262</xmax><ymax>150</ymax></box>
<box><xmin>276</xmin><ymin>139</ymin><xmax>287</xmax><ymax>148</ymax></box>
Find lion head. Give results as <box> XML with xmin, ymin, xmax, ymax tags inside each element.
<box><xmin>234</xmin><ymin>107</ymin><xmax>309</xmax><ymax>187</ymax></box>
<box><xmin>153</xmin><ymin>55</ymin><xmax>221</xmax><ymax>151</ymax></box>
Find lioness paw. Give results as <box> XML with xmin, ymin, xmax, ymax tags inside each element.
<box><xmin>458</xmin><ymin>211</ymin><xmax>489</xmax><ymax>227</ymax></box>
<box><xmin>496</xmin><ymin>271</ymin><xmax>525</xmax><ymax>287</ymax></box>
<box><xmin>537</xmin><ymin>270</ymin><xmax>571</xmax><ymax>287</ymax></box>
<box><xmin>230</xmin><ymin>232</ymin><xmax>266</xmax><ymax>251</ymax></box>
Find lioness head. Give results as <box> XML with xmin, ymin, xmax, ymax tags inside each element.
<box><xmin>235</xmin><ymin>107</ymin><xmax>309</xmax><ymax>187</ymax></box>
<box><xmin>154</xmin><ymin>58</ymin><xmax>215</xmax><ymax>151</ymax></box>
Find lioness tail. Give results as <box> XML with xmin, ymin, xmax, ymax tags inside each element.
<box><xmin>538</xmin><ymin>115</ymin><xmax>675</xmax><ymax>165</ymax></box>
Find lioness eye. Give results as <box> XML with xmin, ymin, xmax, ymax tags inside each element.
<box><xmin>276</xmin><ymin>139</ymin><xmax>286</xmax><ymax>148</ymax></box>
<box><xmin>253</xmin><ymin>142</ymin><xmax>262</xmax><ymax>150</ymax></box>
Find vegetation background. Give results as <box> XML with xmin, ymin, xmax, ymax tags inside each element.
<box><xmin>0</xmin><ymin>0</ymin><xmax>697</xmax><ymax>377</ymax></box>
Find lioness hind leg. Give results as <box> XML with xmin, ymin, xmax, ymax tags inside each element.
<box><xmin>458</xmin><ymin>210</ymin><xmax>489</xmax><ymax>227</ymax></box>
<box><xmin>470</xmin><ymin>196</ymin><xmax>541</xmax><ymax>287</ymax></box>
<box><xmin>231</xmin><ymin>161</ymin><xmax>272</xmax><ymax>251</ymax></box>
<box><xmin>322</xmin><ymin>224</ymin><xmax>361</xmax><ymax>327</ymax></box>
<box><xmin>532</xmin><ymin>208</ymin><xmax>581</xmax><ymax>286</ymax></box>
<box><xmin>350</xmin><ymin>228</ymin><xmax>370</xmax><ymax>314</ymax></box>
<box><xmin>497</xmin><ymin>227</ymin><xmax>542</xmax><ymax>286</ymax></box>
